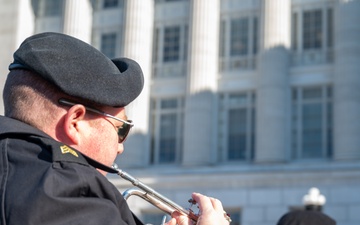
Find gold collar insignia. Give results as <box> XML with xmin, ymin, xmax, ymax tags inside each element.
<box><xmin>60</xmin><ymin>145</ymin><xmax>79</xmax><ymax>157</ymax></box>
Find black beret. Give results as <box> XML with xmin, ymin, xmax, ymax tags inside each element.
<box><xmin>277</xmin><ymin>210</ymin><xmax>336</xmax><ymax>225</ymax></box>
<box><xmin>8</xmin><ymin>32</ymin><xmax>144</xmax><ymax>107</ymax></box>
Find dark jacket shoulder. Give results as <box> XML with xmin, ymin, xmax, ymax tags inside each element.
<box><xmin>0</xmin><ymin>115</ymin><xmax>142</xmax><ymax>225</ymax></box>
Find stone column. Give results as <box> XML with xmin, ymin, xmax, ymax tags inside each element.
<box><xmin>0</xmin><ymin>0</ymin><xmax>34</xmax><ymax>115</ymax></box>
<box><xmin>63</xmin><ymin>0</ymin><xmax>92</xmax><ymax>43</ymax></box>
<box><xmin>182</xmin><ymin>0</ymin><xmax>220</xmax><ymax>166</ymax></box>
<box><xmin>333</xmin><ymin>0</ymin><xmax>360</xmax><ymax>160</ymax></box>
<box><xmin>117</xmin><ymin>0</ymin><xmax>154</xmax><ymax>167</ymax></box>
<box><xmin>256</xmin><ymin>0</ymin><xmax>291</xmax><ymax>163</ymax></box>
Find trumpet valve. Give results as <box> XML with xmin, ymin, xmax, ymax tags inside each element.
<box><xmin>187</xmin><ymin>198</ymin><xmax>200</xmax><ymax>218</ymax></box>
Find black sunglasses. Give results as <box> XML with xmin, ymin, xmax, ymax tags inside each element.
<box><xmin>58</xmin><ymin>99</ymin><xmax>134</xmax><ymax>143</ymax></box>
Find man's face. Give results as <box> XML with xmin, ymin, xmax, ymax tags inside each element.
<box><xmin>56</xmin><ymin>99</ymin><xmax>132</xmax><ymax>175</ymax></box>
<box><xmin>78</xmin><ymin>106</ymin><xmax>128</xmax><ymax>174</ymax></box>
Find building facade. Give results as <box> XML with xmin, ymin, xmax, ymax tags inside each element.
<box><xmin>0</xmin><ymin>0</ymin><xmax>360</xmax><ymax>224</ymax></box>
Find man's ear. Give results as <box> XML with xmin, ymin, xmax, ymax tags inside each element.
<box><xmin>62</xmin><ymin>104</ymin><xmax>87</xmax><ymax>145</ymax></box>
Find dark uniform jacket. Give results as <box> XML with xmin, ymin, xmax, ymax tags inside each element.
<box><xmin>0</xmin><ymin>116</ymin><xmax>143</xmax><ymax>225</ymax></box>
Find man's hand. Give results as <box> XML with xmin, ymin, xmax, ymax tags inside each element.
<box><xmin>165</xmin><ymin>193</ymin><xmax>230</xmax><ymax>225</ymax></box>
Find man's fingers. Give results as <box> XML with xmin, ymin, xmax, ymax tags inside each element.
<box><xmin>209</xmin><ymin>197</ymin><xmax>224</xmax><ymax>212</ymax></box>
<box><xmin>192</xmin><ymin>193</ymin><xmax>231</xmax><ymax>224</ymax></box>
<box><xmin>164</xmin><ymin>217</ymin><xmax>177</xmax><ymax>225</ymax></box>
<box><xmin>191</xmin><ymin>192</ymin><xmax>212</xmax><ymax>212</ymax></box>
<box><xmin>171</xmin><ymin>211</ymin><xmax>192</xmax><ymax>225</ymax></box>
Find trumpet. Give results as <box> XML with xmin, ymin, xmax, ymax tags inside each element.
<box><xmin>112</xmin><ymin>164</ymin><xmax>199</xmax><ymax>223</ymax></box>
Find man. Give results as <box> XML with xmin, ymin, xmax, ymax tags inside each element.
<box><xmin>0</xmin><ymin>32</ymin><xmax>230</xmax><ymax>225</ymax></box>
